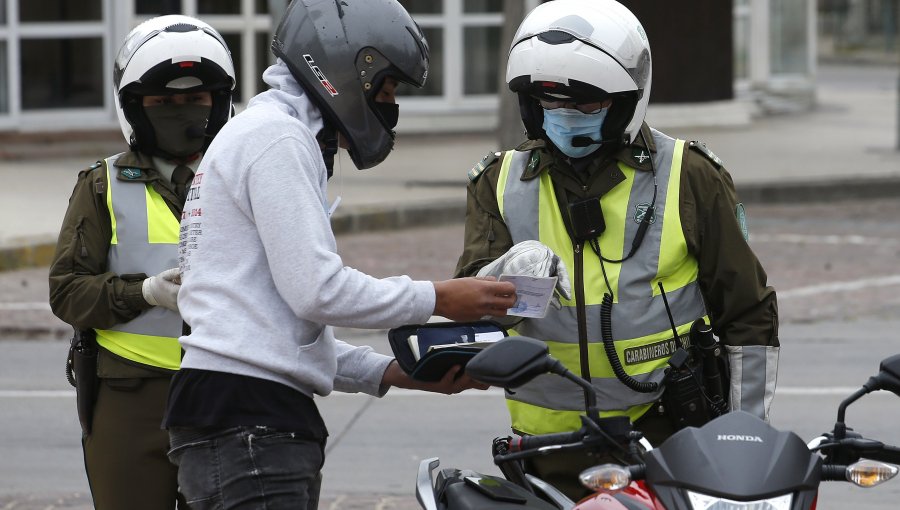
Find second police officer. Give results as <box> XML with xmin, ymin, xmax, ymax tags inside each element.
<box><xmin>48</xmin><ymin>15</ymin><xmax>235</xmax><ymax>510</ymax></box>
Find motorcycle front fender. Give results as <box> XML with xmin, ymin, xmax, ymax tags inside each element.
<box><xmin>574</xmin><ymin>481</ymin><xmax>664</xmax><ymax>510</ymax></box>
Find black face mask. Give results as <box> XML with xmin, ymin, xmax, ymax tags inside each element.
<box><xmin>373</xmin><ymin>102</ymin><xmax>399</xmax><ymax>130</ymax></box>
<box><xmin>144</xmin><ymin>103</ymin><xmax>212</xmax><ymax>158</ymax></box>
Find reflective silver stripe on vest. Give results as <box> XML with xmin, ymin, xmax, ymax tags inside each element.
<box><xmin>520</xmin><ymin>283</ymin><xmax>704</xmax><ymax>344</ymax></box>
<box><xmin>508</xmin><ymin>371</ymin><xmax>667</xmax><ymax>411</ymax></box>
<box><xmin>106</xmin><ymin>156</ymin><xmax>182</xmax><ymax>338</ymax></box>
<box><xmin>499</xmin><ymin>150</ymin><xmax>537</xmax><ymax>241</ymax></box>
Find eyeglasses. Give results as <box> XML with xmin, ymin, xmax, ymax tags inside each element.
<box><xmin>538</xmin><ymin>98</ymin><xmax>611</xmax><ymax>114</ymax></box>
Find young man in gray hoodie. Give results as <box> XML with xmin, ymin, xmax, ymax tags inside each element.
<box><xmin>163</xmin><ymin>1</ymin><xmax>516</xmax><ymax>508</ymax></box>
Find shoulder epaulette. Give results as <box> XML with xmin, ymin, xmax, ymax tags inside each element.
<box><xmin>468</xmin><ymin>151</ymin><xmax>503</xmax><ymax>182</ymax></box>
<box><xmin>77</xmin><ymin>161</ymin><xmax>105</xmax><ymax>193</ymax></box>
<box><xmin>76</xmin><ymin>160</ymin><xmax>102</xmax><ymax>180</ymax></box>
<box><xmin>78</xmin><ymin>160</ymin><xmax>102</xmax><ymax>174</ymax></box>
<box><xmin>688</xmin><ymin>140</ymin><xmax>724</xmax><ymax>170</ymax></box>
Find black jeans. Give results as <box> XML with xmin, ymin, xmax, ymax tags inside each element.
<box><xmin>168</xmin><ymin>426</ymin><xmax>325</xmax><ymax>510</ymax></box>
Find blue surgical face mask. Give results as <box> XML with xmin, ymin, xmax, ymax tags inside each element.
<box><xmin>542</xmin><ymin>107</ymin><xmax>609</xmax><ymax>159</ymax></box>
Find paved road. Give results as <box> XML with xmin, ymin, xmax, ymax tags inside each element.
<box><xmin>2</xmin><ymin>323</ymin><xmax>899</xmax><ymax>509</ymax></box>
<box><xmin>2</xmin><ymin>197</ymin><xmax>900</xmax><ymax>508</ymax></box>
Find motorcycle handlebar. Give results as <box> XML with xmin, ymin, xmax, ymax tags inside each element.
<box><xmin>862</xmin><ymin>443</ymin><xmax>900</xmax><ymax>465</ymax></box>
<box><xmin>819</xmin><ymin>436</ymin><xmax>900</xmax><ymax>465</ymax></box>
<box><xmin>509</xmin><ymin>429</ymin><xmax>586</xmax><ymax>452</ymax></box>
<box><xmin>819</xmin><ymin>443</ymin><xmax>900</xmax><ymax>481</ymax></box>
<box><xmin>821</xmin><ymin>465</ymin><xmax>849</xmax><ymax>481</ymax></box>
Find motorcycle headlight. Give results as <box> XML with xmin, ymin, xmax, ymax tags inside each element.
<box><xmin>687</xmin><ymin>491</ymin><xmax>793</xmax><ymax>510</ymax></box>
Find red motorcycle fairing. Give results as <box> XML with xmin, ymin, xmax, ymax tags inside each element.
<box><xmin>574</xmin><ymin>481</ymin><xmax>665</xmax><ymax>510</ymax></box>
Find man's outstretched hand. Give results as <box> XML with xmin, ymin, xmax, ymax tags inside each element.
<box><xmin>432</xmin><ymin>277</ymin><xmax>516</xmax><ymax>322</ymax></box>
<box><xmin>382</xmin><ymin>360</ymin><xmax>489</xmax><ymax>395</ymax></box>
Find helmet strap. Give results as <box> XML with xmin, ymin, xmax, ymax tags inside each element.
<box><xmin>517</xmin><ymin>92</ymin><xmax>545</xmax><ymax>140</ymax></box>
<box><xmin>601</xmin><ymin>95</ymin><xmax>639</xmax><ymax>146</ymax></box>
<box><xmin>121</xmin><ymin>94</ymin><xmax>157</xmax><ymax>154</ymax></box>
<box><xmin>203</xmin><ymin>88</ymin><xmax>233</xmax><ymax>152</ymax></box>
<box><xmin>318</xmin><ymin>123</ymin><xmax>339</xmax><ymax>180</ymax></box>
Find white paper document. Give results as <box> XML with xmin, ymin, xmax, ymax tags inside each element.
<box><xmin>498</xmin><ymin>274</ymin><xmax>558</xmax><ymax>319</ymax></box>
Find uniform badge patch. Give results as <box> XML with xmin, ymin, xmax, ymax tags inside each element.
<box><xmin>120</xmin><ymin>168</ymin><xmax>141</xmax><ymax>179</ymax></box>
<box><xmin>736</xmin><ymin>203</ymin><xmax>749</xmax><ymax>241</ymax></box>
<box><xmin>634</xmin><ymin>202</ymin><xmax>656</xmax><ymax>224</ymax></box>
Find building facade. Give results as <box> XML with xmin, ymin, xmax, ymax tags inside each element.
<box><xmin>0</xmin><ymin>0</ymin><xmax>817</xmax><ymax>135</ymax></box>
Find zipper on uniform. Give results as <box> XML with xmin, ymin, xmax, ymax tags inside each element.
<box><xmin>75</xmin><ymin>216</ymin><xmax>87</xmax><ymax>258</ymax></box>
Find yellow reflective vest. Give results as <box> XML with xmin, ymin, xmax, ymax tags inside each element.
<box><xmin>496</xmin><ymin>130</ymin><xmax>707</xmax><ymax>435</ymax></box>
<box><xmin>94</xmin><ymin>155</ymin><xmax>183</xmax><ymax>370</ymax></box>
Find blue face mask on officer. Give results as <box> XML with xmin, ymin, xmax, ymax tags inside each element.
<box><xmin>542</xmin><ymin>106</ymin><xmax>609</xmax><ymax>159</ymax></box>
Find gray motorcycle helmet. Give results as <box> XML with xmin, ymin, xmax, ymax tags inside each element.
<box><xmin>272</xmin><ymin>0</ymin><xmax>429</xmax><ymax>170</ymax></box>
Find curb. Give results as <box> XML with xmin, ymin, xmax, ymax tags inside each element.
<box><xmin>0</xmin><ymin>238</ymin><xmax>59</xmax><ymax>272</ymax></box>
<box><xmin>3</xmin><ymin>177</ymin><xmax>900</xmax><ymax>273</ymax></box>
<box><xmin>329</xmin><ymin>197</ymin><xmax>466</xmax><ymax>235</ymax></box>
<box><xmin>738</xmin><ymin>175</ymin><xmax>900</xmax><ymax>204</ymax></box>
<box><xmin>0</xmin><ymin>199</ymin><xmax>467</xmax><ymax>273</ymax></box>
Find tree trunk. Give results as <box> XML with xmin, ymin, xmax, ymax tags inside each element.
<box><xmin>496</xmin><ymin>0</ymin><xmax>528</xmax><ymax>149</ymax></box>
<box><xmin>618</xmin><ymin>0</ymin><xmax>733</xmax><ymax>103</ymax></box>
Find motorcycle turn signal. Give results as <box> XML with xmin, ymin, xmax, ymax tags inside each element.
<box><xmin>579</xmin><ymin>464</ymin><xmax>632</xmax><ymax>492</ymax></box>
<box><xmin>846</xmin><ymin>460</ymin><xmax>899</xmax><ymax>488</ymax></box>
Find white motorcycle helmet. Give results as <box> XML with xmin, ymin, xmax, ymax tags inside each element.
<box><xmin>506</xmin><ymin>0</ymin><xmax>651</xmax><ymax>146</ymax></box>
<box><xmin>113</xmin><ymin>15</ymin><xmax>235</xmax><ymax>157</ymax></box>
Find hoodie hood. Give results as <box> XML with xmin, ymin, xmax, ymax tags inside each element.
<box><xmin>248</xmin><ymin>59</ymin><xmax>324</xmax><ymax>137</ymax></box>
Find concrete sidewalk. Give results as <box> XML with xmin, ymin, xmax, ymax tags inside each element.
<box><xmin>1</xmin><ymin>63</ymin><xmax>899</xmax><ymax>273</ymax></box>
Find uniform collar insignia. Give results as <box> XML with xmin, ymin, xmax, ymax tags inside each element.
<box><xmin>120</xmin><ymin>168</ymin><xmax>142</xmax><ymax>179</ymax></box>
<box><xmin>632</xmin><ymin>147</ymin><xmax>650</xmax><ymax>164</ymax></box>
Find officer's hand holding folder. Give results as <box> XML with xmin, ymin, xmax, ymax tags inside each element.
<box><xmin>388</xmin><ymin>321</ymin><xmax>508</xmax><ymax>381</ymax></box>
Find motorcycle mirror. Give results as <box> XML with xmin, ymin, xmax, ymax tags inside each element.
<box><xmin>872</xmin><ymin>354</ymin><xmax>900</xmax><ymax>396</ymax></box>
<box><xmin>879</xmin><ymin>354</ymin><xmax>900</xmax><ymax>380</ymax></box>
<box><xmin>465</xmin><ymin>337</ymin><xmax>554</xmax><ymax>388</ymax></box>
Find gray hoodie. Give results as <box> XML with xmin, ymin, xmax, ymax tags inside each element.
<box><xmin>177</xmin><ymin>61</ymin><xmax>436</xmax><ymax>397</ymax></box>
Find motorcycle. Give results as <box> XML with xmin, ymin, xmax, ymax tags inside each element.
<box><xmin>415</xmin><ymin>336</ymin><xmax>900</xmax><ymax>510</ymax></box>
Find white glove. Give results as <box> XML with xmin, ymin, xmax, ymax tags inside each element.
<box><xmin>476</xmin><ymin>240</ymin><xmax>572</xmax><ymax>301</ymax></box>
<box><xmin>141</xmin><ymin>267</ymin><xmax>181</xmax><ymax>312</ymax></box>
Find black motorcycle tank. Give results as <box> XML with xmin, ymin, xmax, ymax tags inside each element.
<box><xmin>642</xmin><ymin>411</ymin><xmax>821</xmax><ymax>500</ymax></box>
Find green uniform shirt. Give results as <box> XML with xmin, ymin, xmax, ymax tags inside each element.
<box><xmin>49</xmin><ymin>151</ymin><xmax>184</xmax><ymax>378</ymax></box>
<box><xmin>455</xmin><ymin>123</ymin><xmax>778</xmax><ymax>350</ymax></box>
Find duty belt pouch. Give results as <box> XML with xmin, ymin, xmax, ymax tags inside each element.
<box><xmin>67</xmin><ymin>329</ymin><xmax>99</xmax><ymax>435</ymax></box>
<box><xmin>661</xmin><ymin>347</ymin><xmax>712</xmax><ymax>430</ymax></box>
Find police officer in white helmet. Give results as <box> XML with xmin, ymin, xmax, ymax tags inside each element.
<box><xmin>456</xmin><ymin>0</ymin><xmax>779</xmax><ymax>499</ymax></box>
<box><xmin>49</xmin><ymin>15</ymin><xmax>235</xmax><ymax>509</ymax></box>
